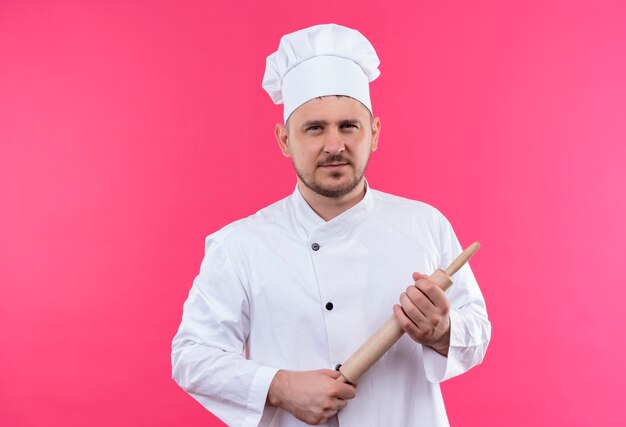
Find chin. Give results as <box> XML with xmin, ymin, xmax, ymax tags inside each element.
<box><xmin>317</xmin><ymin>179</ymin><xmax>362</xmax><ymax>198</ymax></box>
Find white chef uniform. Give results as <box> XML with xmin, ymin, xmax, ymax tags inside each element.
<box><xmin>172</xmin><ymin>184</ymin><xmax>491</xmax><ymax>426</ymax></box>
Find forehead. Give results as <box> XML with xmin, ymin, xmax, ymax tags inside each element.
<box><xmin>288</xmin><ymin>96</ymin><xmax>371</xmax><ymax>124</ymax></box>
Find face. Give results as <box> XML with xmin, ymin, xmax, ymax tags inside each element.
<box><xmin>276</xmin><ymin>96</ymin><xmax>381</xmax><ymax>199</ymax></box>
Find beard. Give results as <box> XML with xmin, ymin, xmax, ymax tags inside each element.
<box><xmin>294</xmin><ymin>154</ymin><xmax>369</xmax><ymax>199</ymax></box>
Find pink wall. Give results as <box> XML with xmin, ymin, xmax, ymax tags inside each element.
<box><xmin>1</xmin><ymin>1</ymin><xmax>625</xmax><ymax>425</ymax></box>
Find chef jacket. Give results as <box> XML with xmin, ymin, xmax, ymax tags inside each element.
<box><xmin>172</xmin><ymin>185</ymin><xmax>491</xmax><ymax>427</ymax></box>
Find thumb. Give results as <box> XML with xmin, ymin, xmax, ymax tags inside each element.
<box><xmin>319</xmin><ymin>369</ymin><xmax>343</xmax><ymax>379</ymax></box>
<box><xmin>327</xmin><ymin>369</ymin><xmax>357</xmax><ymax>387</ymax></box>
<box><xmin>412</xmin><ymin>271</ymin><xmax>428</xmax><ymax>282</ymax></box>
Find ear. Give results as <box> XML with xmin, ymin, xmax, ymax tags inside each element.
<box><xmin>275</xmin><ymin>123</ymin><xmax>291</xmax><ymax>157</ymax></box>
<box><xmin>370</xmin><ymin>117</ymin><xmax>381</xmax><ymax>152</ymax></box>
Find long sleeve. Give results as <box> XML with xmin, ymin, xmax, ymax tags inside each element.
<box><xmin>172</xmin><ymin>234</ymin><xmax>279</xmax><ymax>427</ymax></box>
<box><xmin>172</xmin><ymin>189</ymin><xmax>491</xmax><ymax>427</ymax></box>
<box><xmin>422</xmin><ymin>215</ymin><xmax>491</xmax><ymax>383</ymax></box>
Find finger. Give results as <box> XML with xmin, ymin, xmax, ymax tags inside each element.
<box><xmin>401</xmin><ymin>289</ymin><xmax>428</xmax><ymax>322</ymax></box>
<box><xmin>321</xmin><ymin>404</ymin><xmax>341</xmax><ymax>423</ymax></box>
<box><xmin>406</xmin><ymin>285</ymin><xmax>439</xmax><ymax>319</ymax></box>
<box><xmin>322</xmin><ymin>369</ymin><xmax>343</xmax><ymax>379</ymax></box>
<box><xmin>414</xmin><ymin>278</ymin><xmax>450</xmax><ymax>311</ymax></box>
<box><xmin>410</xmin><ymin>286</ymin><xmax>450</xmax><ymax>329</ymax></box>
<box><xmin>335</xmin><ymin>383</ymin><xmax>357</xmax><ymax>400</ymax></box>
<box><xmin>334</xmin><ymin>398</ymin><xmax>348</xmax><ymax>410</ymax></box>
<box><xmin>412</xmin><ymin>271</ymin><xmax>428</xmax><ymax>282</ymax></box>
<box><xmin>393</xmin><ymin>303</ymin><xmax>421</xmax><ymax>338</ymax></box>
<box><xmin>320</xmin><ymin>413</ymin><xmax>338</xmax><ymax>425</ymax></box>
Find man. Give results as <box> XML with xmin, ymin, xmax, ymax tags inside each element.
<box><xmin>172</xmin><ymin>24</ymin><xmax>490</xmax><ymax>427</ymax></box>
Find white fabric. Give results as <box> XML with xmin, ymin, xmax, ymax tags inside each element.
<box><xmin>262</xmin><ymin>24</ymin><xmax>380</xmax><ymax>121</ymax></box>
<box><xmin>172</xmin><ymin>185</ymin><xmax>491</xmax><ymax>427</ymax></box>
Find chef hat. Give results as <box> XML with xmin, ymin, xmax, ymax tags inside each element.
<box><xmin>262</xmin><ymin>23</ymin><xmax>380</xmax><ymax>122</ymax></box>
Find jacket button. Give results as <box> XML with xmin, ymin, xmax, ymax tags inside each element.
<box><xmin>311</xmin><ymin>243</ymin><xmax>320</xmax><ymax>251</ymax></box>
<box><xmin>325</xmin><ymin>302</ymin><xmax>333</xmax><ymax>311</ymax></box>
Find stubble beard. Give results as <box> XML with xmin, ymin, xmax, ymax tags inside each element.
<box><xmin>294</xmin><ymin>155</ymin><xmax>369</xmax><ymax>199</ymax></box>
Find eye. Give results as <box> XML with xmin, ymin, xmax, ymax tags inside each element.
<box><xmin>340</xmin><ymin>123</ymin><xmax>359</xmax><ymax>130</ymax></box>
<box><xmin>304</xmin><ymin>125</ymin><xmax>323</xmax><ymax>133</ymax></box>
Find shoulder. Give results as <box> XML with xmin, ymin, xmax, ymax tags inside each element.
<box><xmin>199</xmin><ymin>194</ymin><xmax>299</xmax><ymax>283</ymax></box>
<box><xmin>367</xmin><ymin>188</ymin><xmax>459</xmax><ymax>265</ymax></box>
<box><xmin>369</xmin><ymin>189</ymin><xmax>449</xmax><ymax>226</ymax></box>
<box><xmin>205</xmin><ymin>194</ymin><xmax>295</xmax><ymax>248</ymax></box>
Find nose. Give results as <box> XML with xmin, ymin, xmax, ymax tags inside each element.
<box><xmin>323</xmin><ymin>129</ymin><xmax>345</xmax><ymax>154</ymax></box>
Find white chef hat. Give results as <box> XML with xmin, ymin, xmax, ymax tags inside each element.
<box><xmin>262</xmin><ymin>23</ymin><xmax>381</xmax><ymax>122</ymax></box>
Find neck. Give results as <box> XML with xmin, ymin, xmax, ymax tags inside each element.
<box><xmin>298</xmin><ymin>180</ymin><xmax>367</xmax><ymax>221</ymax></box>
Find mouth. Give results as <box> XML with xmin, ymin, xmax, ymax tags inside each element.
<box><xmin>320</xmin><ymin>163</ymin><xmax>348</xmax><ymax>168</ymax></box>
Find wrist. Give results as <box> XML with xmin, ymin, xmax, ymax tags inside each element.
<box><xmin>428</xmin><ymin>341</ymin><xmax>449</xmax><ymax>357</ymax></box>
<box><xmin>428</xmin><ymin>324</ymin><xmax>451</xmax><ymax>357</ymax></box>
<box><xmin>267</xmin><ymin>370</ymin><xmax>286</xmax><ymax>408</ymax></box>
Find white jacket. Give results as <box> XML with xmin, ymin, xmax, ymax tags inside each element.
<box><xmin>172</xmin><ymin>186</ymin><xmax>491</xmax><ymax>426</ymax></box>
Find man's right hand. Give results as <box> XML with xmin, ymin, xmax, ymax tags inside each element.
<box><xmin>266</xmin><ymin>369</ymin><xmax>356</xmax><ymax>425</ymax></box>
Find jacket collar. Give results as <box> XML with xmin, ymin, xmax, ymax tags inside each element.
<box><xmin>291</xmin><ymin>180</ymin><xmax>374</xmax><ymax>239</ymax></box>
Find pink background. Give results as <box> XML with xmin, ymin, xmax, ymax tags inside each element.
<box><xmin>1</xmin><ymin>1</ymin><xmax>625</xmax><ymax>426</ymax></box>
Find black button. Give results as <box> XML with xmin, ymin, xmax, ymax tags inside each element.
<box><xmin>311</xmin><ymin>243</ymin><xmax>320</xmax><ymax>251</ymax></box>
<box><xmin>325</xmin><ymin>302</ymin><xmax>333</xmax><ymax>311</ymax></box>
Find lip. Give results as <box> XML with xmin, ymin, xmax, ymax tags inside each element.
<box><xmin>320</xmin><ymin>163</ymin><xmax>349</xmax><ymax>168</ymax></box>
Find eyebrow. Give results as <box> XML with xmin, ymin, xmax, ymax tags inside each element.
<box><xmin>301</xmin><ymin>120</ymin><xmax>328</xmax><ymax>130</ymax></box>
<box><xmin>300</xmin><ymin>119</ymin><xmax>362</xmax><ymax>130</ymax></box>
<box><xmin>338</xmin><ymin>119</ymin><xmax>362</xmax><ymax>127</ymax></box>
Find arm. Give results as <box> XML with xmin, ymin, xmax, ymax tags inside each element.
<box><xmin>172</xmin><ymin>234</ymin><xmax>356</xmax><ymax>426</ymax></box>
<box><xmin>267</xmin><ymin>369</ymin><xmax>356</xmax><ymax>425</ymax></box>
<box><xmin>171</xmin><ymin>235</ymin><xmax>278</xmax><ymax>427</ymax></box>
<box><xmin>393</xmin><ymin>272</ymin><xmax>452</xmax><ymax>357</ymax></box>
<box><xmin>394</xmin><ymin>216</ymin><xmax>491</xmax><ymax>382</ymax></box>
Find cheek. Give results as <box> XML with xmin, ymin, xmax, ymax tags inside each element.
<box><xmin>355</xmin><ymin>139</ymin><xmax>374</xmax><ymax>159</ymax></box>
<box><xmin>290</xmin><ymin>146</ymin><xmax>317</xmax><ymax>167</ymax></box>
<box><xmin>299</xmin><ymin>144</ymin><xmax>321</xmax><ymax>161</ymax></box>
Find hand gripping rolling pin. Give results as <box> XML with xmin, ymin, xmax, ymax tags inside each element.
<box><xmin>336</xmin><ymin>242</ymin><xmax>480</xmax><ymax>384</ymax></box>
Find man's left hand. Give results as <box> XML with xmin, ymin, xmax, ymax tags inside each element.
<box><xmin>393</xmin><ymin>272</ymin><xmax>451</xmax><ymax>357</ymax></box>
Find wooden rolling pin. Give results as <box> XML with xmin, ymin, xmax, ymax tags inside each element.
<box><xmin>337</xmin><ymin>242</ymin><xmax>480</xmax><ymax>384</ymax></box>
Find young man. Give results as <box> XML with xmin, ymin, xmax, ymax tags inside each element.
<box><xmin>172</xmin><ymin>24</ymin><xmax>490</xmax><ymax>427</ymax></box>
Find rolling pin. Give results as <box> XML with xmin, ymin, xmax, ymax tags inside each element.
<box><xmin>336</xmin><ymin>242</ymin><xmax>480</xmax><ymax>384</ymax></box>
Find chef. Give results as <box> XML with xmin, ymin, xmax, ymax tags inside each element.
<box><xmin>172</xmin><ymin>23</ymin><xmax>491</xmax><ymax>427</ymax></box>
